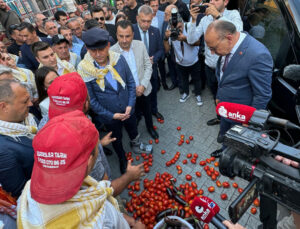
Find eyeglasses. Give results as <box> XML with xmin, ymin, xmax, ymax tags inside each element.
<box><xmin>95</xmin><ymin>17</ymin><xmax>105</xmax><ymax>21</ymax></box>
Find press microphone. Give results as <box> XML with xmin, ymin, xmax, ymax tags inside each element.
<box><xmin>191</xmin><ymin>196</ymin><xmax>227</xmax><ymax>229</ymax></box>
<box><xmin>216</xmin><ymin>102</ymin><xmax>300</xmax><ymax>130</ymax></box>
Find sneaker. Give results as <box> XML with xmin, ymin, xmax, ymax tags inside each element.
<box><xmin>179</xmin><ymin>93</ymin><xmax>190</xmax><ymax>103</ymax></box>
<box><xmin>196</xmin><ymin>95</ymin><xmax>203</xmax><ymax>106</ymax></box>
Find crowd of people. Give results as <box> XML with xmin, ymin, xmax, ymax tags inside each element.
<box><xmin>0</xmin><ymin>0</ymin><xmax>299</xmax><ymax>228</ymax></box>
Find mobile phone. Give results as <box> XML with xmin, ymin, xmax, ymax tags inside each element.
<box><xmin>191</xmin><ymin>4</ymin><xmax>208</xmax><ymax>13</ymax></box>
<box><xmin>228</xmin><ymin>178</ymin><xmax>259</xmax><ymax>223</ymax></box>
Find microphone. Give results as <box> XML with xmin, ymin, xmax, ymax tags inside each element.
<box><xmin>191</xmin><ymin>196</ymin><xmax>227</xmax><ymax>229</ymax></box>
<box><xmin>216</xmin><ymin>102</ymin><xmax>300</xmax><ymax>130</ymax></box>
<box><xmin>283</xmin><ymin>64</ymin><xmax>300</xmax><ymax>81</ymax></box>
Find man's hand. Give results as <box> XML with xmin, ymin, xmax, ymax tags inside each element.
<box><xmin>100</xmin><ymin>132</ymin><xmax>116</xmax><ymax>146</ymax></box>
<box><xmin>149</xmin><ymin>56</ymin><xmax>154</xmax><ymax>64</ymax></box>
<box><xmin>275</xmin><ymin>155</ymin><xmax>299</xmax><ymax>168</ymax></box>
<box><xmin>190</xmin><ymin>5</ymin><xmax>200</xmax><ymax>23</ymax></box>
<box><xmin>136</xmin><ymin>85</ymin><xmax>145</xmax><ymax>97</ymax></box>
<box><xmin>126</xmin><ymin>160</ymin><xmax>145</xmax><ymax>181</ymax></box>
<box><xmin>205</xmin><ymin>3</ymin><xmax>220</xmax><ymax>19</ymax></box>
<box><xmin>165</xmin><ymin>30</ymin><xmax>171</xmax><ymax>39</ymax></box>
<box><xmin>177</xmin><ymin>33</ymin><xmax>187</xmax><ymax>42</ymax></box>
<box><xmin>223</xmin><ymin>220</ymin><xmax>246</xmax><ymax>229</ymax></box>
<box><xmin>132</xmin><ymin>220</ymin><xmax>146</xmax><ymax>229</ymax></box>
<box><xmin>113</xmin><ymin>113</ymin><xmax>126</xmax><ymax>120</ymax></box>
<box><xmin>123</xmin><ymin>214</ymin><xmax>136</xmax><ymax>227</ymax></box>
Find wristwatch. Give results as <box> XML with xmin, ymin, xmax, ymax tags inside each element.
<box><xmin>216</xmin><ymin>13</ymin><xmax>222</xmax><ymax>19</ymax></box>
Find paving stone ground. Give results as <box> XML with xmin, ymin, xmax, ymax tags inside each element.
<box><xmin>105</xmin><ymin>81</ymin><xmax>261</xmax><ymax>229</ymax></box>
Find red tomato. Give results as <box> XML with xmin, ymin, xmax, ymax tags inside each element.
<box><xmin>191</xmin><ymin>182</ymin><xmax>197</xmax><ymax>189</ymax></box>
<box><xmin>208</xmin><ymin>186</ymin><xmax>215</xmax><ymax>192</ymax></box>
<box><xmin>196</xmin><ymin>171</ymin><xmax>201</xmax><ymax>177</ymax></box>
<box><xmin>153</xmin><ymin>125</ymin><xmax>157</xmax><ymax>130</ymax></box>
<box><xmin>193</xmin><ymin>153</ymin><xmax>198</xmax><ymax>158</ymax></box>
<box><xmin>166</xmin><ymin>161</ymin><xmax>171</xmax><ymax>166</ymax></box>
<box><xmin>210</xmin><ymin>157</ymin><xmax>216</xmax><ymax>161</ymax></box>
<box><xmin>232</xmin><ymin>182</ymin><xmax>238</xmax><ymax>188</ymax></box>
<box><xmin>180</xmin><ymin>135</ymin><xmax>185</xmax><ymax>139</ymax></box>
<box><xmin>186</xmin><ymin>140</ymin><xmax>190</xmax><ymax>144</ymax></box>
<box><xmin>214</xmin><ymin>161</ymin><xmax>219</xmax><ymax>167</ymax></box>
<box><xmin>160</xmin><ymin>120</ymin><xmax>164</xmax><ymax>124</ymax></box>
<box><xmin>145</xmin><ymin>167</ymin><xmax>150</xmax><ymax>173</ymax></box>
<box><xmin>178</xmin><ymin>142</ymin><xmax>183</xmax><ymax>146</ymax></box>
<box><xmin>178</xmin><ymin>170</ymin><xmax>182</xmax><ymax>174</ymax></box>
<box><xmin>191</xmin><ymin>159</ymin><xmax>196</xmax><ymax>164</ymax></box>
<box><xmin>222</xmin><ymin>182</ymin><xmax>230</xmax><ymax>188</ymax></box>
<box><xmin>176</xmin><ymin>165</ymin><xmax>182</xmax><ymax>170</ymax></box>
<box><xmin>204</xmin><ymin>224</ymin><xmax>209</xmax><ymax>229</ymax></box>
<box><xmin>253</xmin><ymin>198</ymin><xmax>260</xmax><ymax>207</ymax></box>
<box><xmin>186</xmin><ymin>175</ymin><xmax>192</xmax><ymax>181</ymax></box>
<box><xmin>238</xmin><ymin>188</ymin><xmax>244</xmax><ymax>193</ymax></box>
<box><xmin>216</xmin><ymin>180</ymin><xmax>222</xmax><ymax>187</ymax></box>
<box><xmin>200</xmin><ymin>161</ymin><xmax>206</xmax><ymax>166</ymax></box>
<box><xmin>206</xmin><ymin>171</ymin><xmax>212</xmax><ymax>176</ymax></box>
<box><xmin>177</xmin><ymin>126</ymin><xmax>181</xmax><ymax>131</ymax></box>
<box><xmin>161</xmin><ymin>150</ymin><xmax>166</xmax><ymax>154</ymax></box>
<box><xmin>149</xmin><ymin>140</ymin><xmax>153</xmax><ymax>144</ymax></box>
<box><xmin>214</xmin><ymin>171</ymin><xmax>220</xmax><ymax>177</ymax></box>
<box><xmin>206</xmin><ymin>158</ymin><xmax>211</xmax><ymax>163</ymax></box>
<box><xmin>204</xmin><ymin>165</ymin><xmax>209</xmax><ymax>171</ymax></box>
<box><xmin>220</xmin><ymin>193</ymin><xmax>228</xmax><ymax>200</ymax></box>
<box><xmin>155</xmin><ymin>139</ymin><xmax>159</xmax><ymax>144</ymax></box>
<box><xmin>251</xmin><ymin>207</ymin><xmax>257</xmax><ymax>214</ymax></box>
<box><xmin>183</xmin><ymin>159</ymin><xmax>188</xmax><ymax>164</ymax></box>
<box><xmin>189</xmin><ymin>136</ymin><xmax>194</xmax><ymax>140</ymax></box>
<box><xmin>210</xmin><ymin>167</ymin><xmax>215</xmax><ymax>173</ymax></box>
<box><xmin>135</xmin><ymin>156</ymin><xmax>140</xmax><ymax>161</ymax></box>
<box><xmin>198</xmin><ymin>189</ymin><xmax>204</xmax><ymax>195</ymax></box>
<box><xmin>211</xmin><ymin>174</ymin><xmax>217</xmax><ymax>181</ymax></box>
<box><xmin>187</xmin><ymin>153</ymin><xmax>192</xmax><ymax>158</ymax></box>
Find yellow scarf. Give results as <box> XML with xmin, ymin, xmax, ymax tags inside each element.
<box><xmin>78</xmin><ymin>51</ymin><xmax>125</xmax><ymax>91</ymax></box>
<box><xmin>39</xmin><ymin>56</ymin><xmax>75</xmax><ymax>75</ymax></box>
<box><xmin>18</xmin><ymin>176</ymin><xmax>122</xmax><ymax>229</ymax></box>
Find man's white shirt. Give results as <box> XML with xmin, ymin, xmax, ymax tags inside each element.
<box><xmin>187</xmin><ymin>8</ymin><xmax>243</xmax><ymax>68</ymax></box>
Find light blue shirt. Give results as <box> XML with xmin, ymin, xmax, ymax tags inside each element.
<box><xmin>70</xmin><ymin>42</ymin><xmax>83</xmax><ymax>57</ymax></box>
<box><xmin>94</xmin><ymin>61</ymin><xmax>118</xmax><ymax>91</ymax></box>
<box><xmin>120</xmin><ymin>45</ymin><xmax>139</xmax><ymax>86</ymax></box>
<box><xmin>72</xmin><ymin>35</ymin><xmax>85</xmax><ymax>46</ymax></box>
<box><xmin>138</xmin><ymin>25</ymin><xmax>149</xmax><ymax>53</ymax></box>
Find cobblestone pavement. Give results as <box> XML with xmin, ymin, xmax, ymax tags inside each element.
<box><xmin>106</xmin><ymin>84</ymin><xmax>261</xmax><ymax>229</ymax></box>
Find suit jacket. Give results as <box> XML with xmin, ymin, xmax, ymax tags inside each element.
<box><xmin>133</xmin><ymin>24</ymin><xmax>164</xmax><ymax>64</ymax></box>
<box><xmin>111</xmin><ymin>40</ymin><xmax>153</xmax><ymax>96</ymax></box>
<box><xmin>18</xmin><ymin>37</ymin><xmax>52</xmax><ymax>72</ymax></box>
<box><xmin>216</xmin><ymin>34</ymin><xmax>273</xmax><ymax>109</ymax></box>
<box><xmin>82</xmin><ymin>54</ymin><xmax>136</xmax><ymax>124</ymax></box>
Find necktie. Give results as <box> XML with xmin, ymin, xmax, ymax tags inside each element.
<box><xmin>143</xmin><ymin>31</ymin><xmax>149</xmax><ymax>53</ymax></box>
<box><xmin>222</xmin><ymin>53</ymin><xmax>231</xmax><ymax>72</ymax></box>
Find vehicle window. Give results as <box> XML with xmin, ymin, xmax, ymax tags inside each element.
<box><xmin>243</xmin><ymin>0</ymin><xmax>292</xmax><ymax>67</ymax></box>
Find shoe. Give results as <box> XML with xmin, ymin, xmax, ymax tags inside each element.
<box><xmin>153</xmin><ymin>112</ymin><xmax>164</xmax><ymax>120</ymax></box>
<box><xmin>103</xmin><ymin>147</ymin><xmax>113</xmax><ymax>156</ymax></box>
<box><xmin>196</xmin><ymin>95</ymin><xmax>203</xmax><ymax>106</ymax></box>
<box><xmin>179</xmin><ymin>93</ymin><xmax>190</xmax><ymax>103</ymax></box>
<box><xmin>148</xmin><ymin>128</ymin><xmax>159</xmax><ymax>139</ymax></box>
<box><xmin>207</xmin><ymin>117</ymin><xmax>220</xmax><ymax>126</ymax></box>
<box><xmin>210</xmin><ymin>149</ymin><xmax>223</xmax><ymax>158</ymax></box>
<box><xmin>168</xmin><ymin>84</ymin><xmax>177</xmax><ymax>90</ymax></box>
<box><xmin>130</xmin><ymin>134</ymin><xmax>153</xmax><ymax>154</ymax></box>
<box><xmin>162</xmin><ymin>82</ymin><xmax>169</xmax><ymax>90</ymax></box>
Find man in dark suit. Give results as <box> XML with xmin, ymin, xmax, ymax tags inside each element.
<box><xmin>78</xmin><ymin>28</ymin><xmax>152</xmax><ymax>174</ymax></box>
<box><xmin>134</xmin><ymin>5</ymin><xmax>165</xmax><ymax>120</ymax></box>
<box><xmin>18</xmin><ymin>22</ymin><xmax>51</xmax><ymax>72</ymax></box>
<box><xmin>205</xmin><ymin>20</ymin><xmax>273</xmax><ymax>157</ymax></box>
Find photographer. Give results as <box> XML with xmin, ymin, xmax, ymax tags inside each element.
<box><xmin>163</xmin><ymin>12</ymin><xmax>203</xmax><ymax>106</ymax></box>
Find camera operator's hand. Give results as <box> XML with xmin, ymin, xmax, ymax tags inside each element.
<box><xmin>190</xmin><ymin>5</ymin><xmax>200</xmax><ymax>23</ymax></box>
<box><xmin>177</xmin><ymin>33</ymin><xmax>187</xmax><ymax>42</ymax></box>
<box><xmin>223</xmin><ymin>220</ymin><xmax>246</xmax><ymax>229</ymax></box>
<box><xmin>205</xmin><ymin>3</ymin><xmax>221</xmax><ymax>19</ymax></box>
<box><xmin>275</xmin><ymin>155</ymin><xmax>299</xmax><ymax>168</ymax></box>
<box><xmin>165</xmin><ymin>30</ymin><xmax>171</xmax><ymax>40</ymax></box>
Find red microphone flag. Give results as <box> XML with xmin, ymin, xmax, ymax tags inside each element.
<box><xmin>216</xmin><ymin>102</ymin><xmax>256</xmax><ymax>124</ymax></box>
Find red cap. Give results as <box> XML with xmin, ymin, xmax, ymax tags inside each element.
<box><xmin>31</xmin><ymin>110</ymin><xmax>99</xmax><ymax>204</ymax></box>
<box><xmin>48</xmin><ymin>72</ymin><xmax>87</xmax><ymax>119</ymax></box>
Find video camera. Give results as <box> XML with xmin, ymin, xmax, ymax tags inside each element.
<box><xmin>217</xmin><ymin>102</ymin><xmax>300</xmax><ymax>223</ymax></box>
